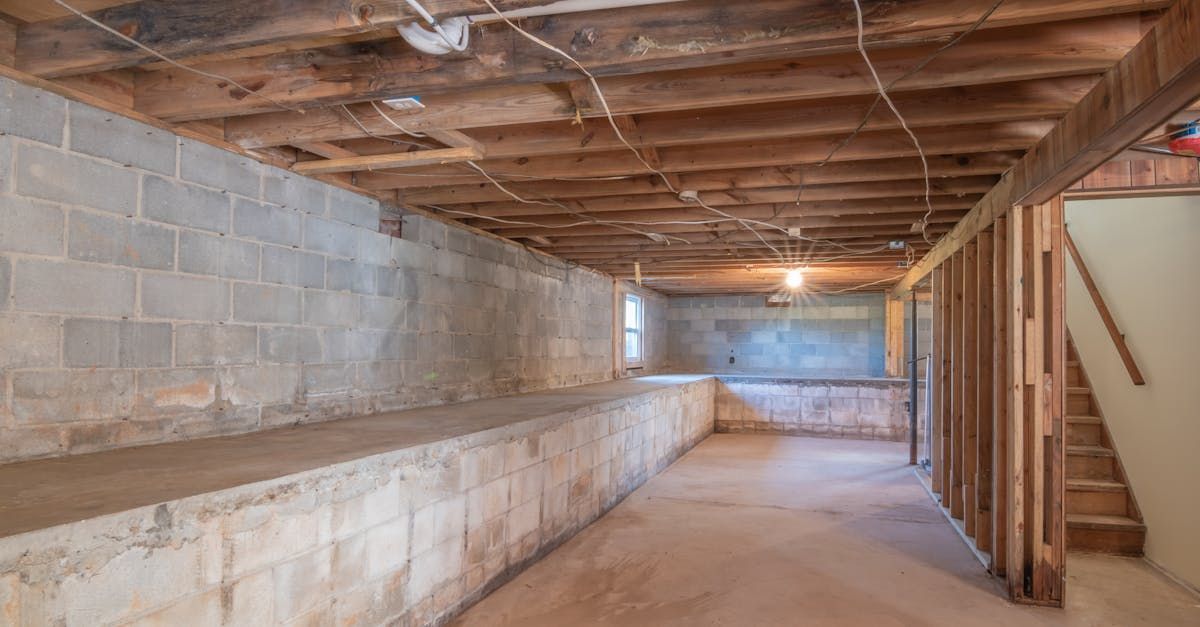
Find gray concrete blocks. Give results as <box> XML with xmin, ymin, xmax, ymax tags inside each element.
<box><xmin>260</xmin><ymin>327</ymin><xmax>322</xmax><ymax>363</ymax></box>
<box><xmin>260</xmin><ymin>245</ymin><xmax>325</xmax><ymax>289</ymax></box>
<box><xmin>141</xmin><ymin>274</ymin><xmax>229</xmax><ymax>321</ymax></box>
<box><xmin>67</xmin><ymin>102</ymin><xmax>176</xmax><ymax>175</ymax></box>
<box><xmin>142</xmin><ymin>175</ymin><xmax>231</xmax><ymax>233</ymax></box>
<box><xmin>14</xmin><ymin>259</ymin><xmax>136</xmax><ymax>317</ymax></box>
<box><xmin>232</xmin><ymin>283</ymin><xmax>302</xmax><ymax>324</ymax></box>
<box><xmin>263</xmin><ymin>166</ymin><xmax>327</xmax><ymax>215</ymax></box>
<box><xmin>69</xmin><ymin>210</ymin><xmax>175</xmax><ymax>270</ymax></box>
<box><xmin>1</xmin><ymin>74</ymin><xmax>621</xmax><ymax>462</ymax></box>
<box><xmin>0</xmin><ymin>314</ymin><xmax>60</xmax><ymax>368</ymax></box>
<box><xmin>328</xmin><ymin>186</ymin><xmax>380</xmax><ymax>229</ymax></box>
<box><xmin>0</xmin><ymin>76</ymin><xmax>65</xmax><ymax>146</ymax></box>
<box><xmin>63</xmin><ymin>318</ymin><xmax>172</xmax><ymax>368</ymax></box>
<box><xmin>303</xmin><ymin>290</ymin><xmax>359</xmax><ymax>327</ymax></box>
<box><xmin>233</xmin><ymin>197</ymin><xmax>302</xmax><ymax>247</ymax></box>
<box><xmin>176</xmin><ymin>324</ymin><xmax>258</xmax><ymax>366</ymax></box>
<box><xmin>304</xmin><ymin>215</ymin><xmax>359</xmax><ymax>259</ymax></box>
<box><xmin>178</xmin><ymin>231</ymin><xmax>259</xmax><ymax>280</ymax></box>
<box><xmin>179</xmin><ymin>139</ymin><xmax>261</xmax><ymax>198</ymax></box>
<box><xmin>0</xmin><ymin>196</ymin><xmax>64</xmax><ymax>256</ymax></box>
<box><xmin>16</xmin><ymin>143</ymin><xmax>138</xmax><ymax>215</ymax></box>
<box><xmin>12</xmin><ymin>370</ymin><xmax>135</xmax><ymax>424</ymax></box>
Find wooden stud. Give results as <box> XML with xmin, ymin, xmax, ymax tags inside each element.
<box><xmin>885</xmin><ymin>298</ymin><xmax>906</xmax><ymax>378</ymax></box>
<box><xmin>992</xmin><ymin>214</ymin><xmax>1009</xmax><ymax>577</ymax></box>
<box><xmin>976</xmin><ymin>228</ymin><xmax>995</xmax><ymax>553</ymax></box>
<box><xmin>940</xmin><ymin>258</ymin><xmax>955</xmax><ymax>508</ymax></box>
<box><xmin>931</xmin><ymin>267</ymin><xmax>944</xmax><ymax>496</ymax></box>
<box><xmin>962</xmin><ymin>240</ymin><xmax>979</xmax><ymax>536</ymax></box>
<box><xmin>950</xmin><ymin>250</ymin><xmax>965</xmax><ymax>520</ymax></box>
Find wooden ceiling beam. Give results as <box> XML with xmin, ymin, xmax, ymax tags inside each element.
<box><xmin>428</xmin><ymin>176</ymin><xmax>997</xmax><ymax>218</ymax></box>
<box><xmin>291</xmin><ymin>145</ymin><xmax>482</xmax><ymax>175</ymax></box>
<box><xmin>479</xmin><ymin>222</ymin><xmax>950</xmax><ymax>241</ymax></box>
<box><xmin>389</xmin><ymin>153</ymin><xmax>1020</xmax><ymax>202</ymax></box>
<box><xmin>287</xmin><ymin>76</ymin><xmax>1091</xmax><ymax>168</ymax></box>
<box><xmin>217</xmin><ymin>14</ymin><xmax>1141</xmax><ymax>137</ymax></box>
<box><xmin>893</xmin><ymin>0</ymin><xmax>1200</xmax><ymax>296</ymax></box>
<box><xmin>14</xmin><ymin>0</ymin><xmax>561</xmax><ymax>77</ymax></box>
<box><xmin>381</xmin><ymin>121</ymin><xmax>1051</xmax><ymax>184</ymax></box>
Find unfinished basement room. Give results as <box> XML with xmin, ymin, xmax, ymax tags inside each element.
<box><xmin>2</xmin><ymin>0</ymin><xmax>1200</xmax><ymax>625</ymax></box>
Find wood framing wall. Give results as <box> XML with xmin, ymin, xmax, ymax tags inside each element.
<box><xmin>927</xmin><ymin>196</ymin><xmax>1066</xmax><ymax>606</ymax></box>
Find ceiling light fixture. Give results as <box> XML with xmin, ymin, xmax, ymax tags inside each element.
<box><xmin>785</xmin><ymin>267</ymin><xmax>804</xmax><ymax>290</ymax></box>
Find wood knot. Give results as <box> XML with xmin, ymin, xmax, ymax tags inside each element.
<box><xmin>357</xmin><ymin>3</ymin><xmax>376</xmax><ymax>22</ymax></box>
<box><xmin>571</xmin><ymin>27</ymin><xmax>599</xmax><ymax>51</ymax></box>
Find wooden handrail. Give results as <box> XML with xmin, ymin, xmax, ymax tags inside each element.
<box><xmin>1064</xmin><ymin>228</ymin><xmax>1146</xmax><ymax>385</ymax></box>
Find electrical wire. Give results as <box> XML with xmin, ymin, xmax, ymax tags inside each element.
<box><xmin>797</xmin><ymin>0</ymin><xmax>1005</xmax><ymax>244</ymax></box>
<box><xmin>51</xmin><ymin>0</ymin><xmax>304</xmax><ymax>113</ymax></box>
<box><xmin>475</xmin><ymin>0</ymin><xmax>794</xmax><ymax>263</ymax></box>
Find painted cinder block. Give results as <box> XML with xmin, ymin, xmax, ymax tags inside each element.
<box><xmin>142</xmin><ymin>175</ymin><xmax>231</xmax><ymax>234</ymax></box>
<box><xmin>0</xmin><ymin>313</ymin><xmax>60</xmax><ymax>368</ymax></box>
<box><xmin>180</xmin><ymin>138</ymin><xmax>261</xmax><ymax>198</ymax></box>
<box><xmin>176</xmin><ymin>323</ymin><xmax>257</xmax><ymax>366</ymax></box>
<box><xmin>0</xmin><ymin>76</ymin><xmax>66</xmax><ymax>145</ymax></box>
<box><xmin>233</xmin><ymin>197</ymin><xmax>303</xmax><ymax>247</ymax></box>
<box><xmin>232</xmin><ymin>282</ymin><xmax>302</xmax><ymax>325</ymax></box>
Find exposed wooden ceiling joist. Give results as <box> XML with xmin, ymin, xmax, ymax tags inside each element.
<box><xmin>893</xmin><ymin>0</ymin><xmax>1200</xmax><ymax>296</ymax></box>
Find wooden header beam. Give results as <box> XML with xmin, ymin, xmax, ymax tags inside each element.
<box><xmin>892</xmin><ymin>0</ymin><xmax>1200</xmax><ymax>297</ymax></box>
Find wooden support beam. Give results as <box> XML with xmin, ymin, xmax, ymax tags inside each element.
<box><xmin>885</xmin><ymin>298</ymin><xmax>906</xmax><ymax>378</ymax></box>
<box><xmin>291</xmin><ymin>146</ymin><xmax>482</xmax><ymax>175</ymax></box>
<box><xmin>1006</xmin><ymin>197</ymin><xmax>1066</xmax><ymax>606</ymax></box>
<box><xmin>950</xmin><ymin>250</ymin><xmax>965</xmax><ymax>519</ymax></box>
<box><xmin>894</xmin><ymin>0</ymin><xmax>1200</xmax><ymax>296</ymax></box>
<box><xmin>931</xmin><ymin>266</ymin><xmax>944</xmax><ymax>496</ymax></box>
<box><xmin>939</xmin><ymin>258</ymin><xmax>954</xmax><ymax>508</ymax></box>
<box><xmin>13</xmin><ymin>0</ymin><xmax>560</xmax><ymax>77</ymax></box>
<box><xmin>962</xmin><ymin>240</ymin><xmax>979</xmax><ymax>537</ymax></box>
<box><xmin>976</xmin><ymin>228</ymin><xmax>995</xmax><ymax>553</ymax></box>
<box><xmin>992</xmin><ymin>214</ymin><xmax>1009</xmax><ymax>577</ymax></box>
<box><xmin>137</xmin><ymin>8</ymin><xmax>1143</xmax><ymax>121</ymax></box>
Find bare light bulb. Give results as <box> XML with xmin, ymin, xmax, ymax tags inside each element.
<box><xmin>785</xmin><ymin>268</ymin><xmax>804</xmax><ymax>290</ymax></box>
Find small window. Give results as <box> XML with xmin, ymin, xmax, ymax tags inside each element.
<box><xmin>624</xmin><ymin>293</ymin><xmax>643</xmax><ymax>366</ymax></box>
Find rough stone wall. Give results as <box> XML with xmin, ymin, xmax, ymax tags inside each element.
<box><xmin>0</xmin><ymin>377</ymin><xmax>716</xmax><ymax>626</ymax></box>
<box><xmin>714</xmin><ymin>376</ymin><xmax>909</xmax><ymax>441</ymax></box>
<box><xmin>666</xmin><ymin>293</ymin><xmax>886</xmax><ymax>377</ymax></box>
<box><xmin>0</xmin><ymin>76</ymin><xmax>613</xmax><ymax>463</ymax></box>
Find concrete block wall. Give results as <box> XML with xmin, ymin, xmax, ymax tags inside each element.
<box><xmin>715</xmin><ymin>376</ymin><xmax>909</xmax><ymax>441</ymax></box>
<box><xmin>0</xmin><ymin>76</ymin><xmax>613</xmax><ymax>463</ymax></box>
<box><xmin>0</xmin><ymin>377</ymin><xmax>716</xmax><ymax>626</ymax></box>
<box><xmin>666</xmin><ymin>293</ymin><xmax>886</xmax><ymax>377</ymax></box>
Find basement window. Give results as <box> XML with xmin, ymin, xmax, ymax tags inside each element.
<box><xmin>624</xmin><ymin>293</ymin><xmax>644</xmax><ymax>367</ymax></box>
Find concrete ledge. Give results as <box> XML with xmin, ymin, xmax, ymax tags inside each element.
<box><xmin>0</xmin><ymin>375</ymin><xmax>716</xmax><ymax>625</ymax></box>
<box><xmin>713</xmin><ymin>375</ymin><xmax>911</xmax><ymax>441</ymax></box>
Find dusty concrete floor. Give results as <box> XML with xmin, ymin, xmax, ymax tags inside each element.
<box><xmin>454</xmin><ymin>435</ymin><xmax>1200</xmax><ymax>626</ymax></box>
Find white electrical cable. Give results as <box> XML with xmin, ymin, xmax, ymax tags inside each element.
<box><xmin>399</xmin><ymin>0</ymin><xmax>472</xmax><ymax>54</ymax></box>
<box><xmin>847</xmin><ymin>0</ymin><xmax>975</xmax><ymax>246</ymax></box>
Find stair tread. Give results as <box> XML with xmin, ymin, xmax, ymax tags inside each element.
<box><xmin>1067</xmin><ymin>478</ymin><xmax>1126</xmax><ymax>492</ymax></box>
<box><xmin>1067</xmin><ymin>513</ymin><xmax>1145</xmax><ymax>531</ymax></box>
<box><xmin>1066</xmin><ymin>415</ymin><xmax>1102</xmax><ymax>424</ymax></box>
<box><xmin>1067</xmin><ymin>386</ymin><xmax>1090</xmax><ymax>394</ymax></box>
<box><xmin>1068</xmin><ymin>444</ymin><xmax>1114</xmax><ymax>457</ymax></box>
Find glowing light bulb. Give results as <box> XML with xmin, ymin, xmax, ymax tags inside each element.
<box><xmin>785</xmin><ymin>268</ymin><xmax>804</xmax><ymax>289</ymax></box>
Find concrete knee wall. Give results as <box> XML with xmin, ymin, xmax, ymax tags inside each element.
<box><xmin>0</xmin><ymin>378</ymin><xmax>716</xmax><ymax>626</ymax></box>
<box><xmin>715</xmin><ymin>377</ymin><xmax>912</xmax><ymax>441</ymax></box>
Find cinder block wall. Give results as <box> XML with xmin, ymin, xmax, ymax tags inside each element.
<box><xmin>0</xmin><ymin>77</ymin><xmax>613</xmax><ymax>463</ymax></box>
<box><xmin>666</xmin><ymin>293</ymin><xmax>886</xmax><ymax>377</ymax></box>
<box><xmin>0</xmin><ymin>377</ymin><xmax>716</xmax><ymax>626</ymax></box>
<box><xmin>714</xmin><ymin>377</ymin><xmax>909</xmax><ymax>441</ymax></box>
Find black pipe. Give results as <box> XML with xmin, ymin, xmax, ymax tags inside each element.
<box><xmin>909</xmin><ymin>290</ymin><xmax>919</xmax><ymax>465</ymax></box>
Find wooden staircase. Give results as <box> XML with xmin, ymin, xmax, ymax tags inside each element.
<box><xmin>1065</xmin><ymin>338</ymin><xmax>1146</xmax><ymax>555</ymax></box>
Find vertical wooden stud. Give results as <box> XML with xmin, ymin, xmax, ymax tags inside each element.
<box><xmin>977</xmin><ymin>229</ymin><xmax>995</xmax><ymax>553</ymax></box>
<box><xmin>931</xmin><ymin>267</ymin><xmax>944</xmax><ymax>495</ymax></box>
<box><xmin>992</xmin><ymin>215</ymin><xmax>1009</xmax><ymax>577</ymax></box>
<box><xmin>950</xmin><ymin>250</ymin><xmax>965</xmax><ymax>519</ymax></box>
<box><xmin>962</xmin><ymin>241</ymin><xmax>979</xmax><ymax>536</ymax></box>
<box><xmin>885</xmin><ymin>297</ymin><xmax>905</xmax><ymax>378</ymax></box>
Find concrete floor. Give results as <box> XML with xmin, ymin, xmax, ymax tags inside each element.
<box><xmin>453</xmin><ymin>435</ymin><xmax>1200</xmax><ymax>626</ymax></box>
